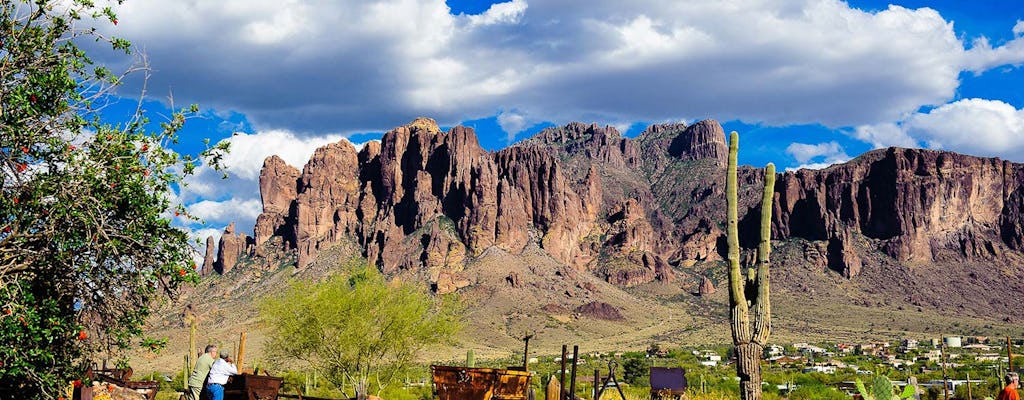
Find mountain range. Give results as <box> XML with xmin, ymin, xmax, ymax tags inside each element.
<box><xmin>138</xmin><ymin>117</ymin><xmax>1023</xmax><ymax>371</ymax></box>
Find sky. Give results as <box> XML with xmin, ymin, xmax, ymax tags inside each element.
<box><xmin>86</xmin><ymin>0</ymin><xmax>1024</xmax><ymax>245</ymax></box>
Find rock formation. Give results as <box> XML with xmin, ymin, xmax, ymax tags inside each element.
<box><xmin>214</xmin><ymin>223</ymin><xmax>251</xmax><ymax>275</ymax></box>
<box><xmin>698</xmin><ymin>276</ymin><xmax>715</xmax><ymax>296</ymax></box>
<box><xmin>207</xmin><ymin>117</ymin><xmax>1024</xmax><ymax>300</ymax></box>
<box><xmin>202</xmin><ymin>236</ymin><xmax>216</xmax><ymax>276</ymax></box>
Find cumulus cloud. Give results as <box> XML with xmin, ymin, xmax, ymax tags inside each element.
<box><xmin>94</xmin><ymin>0</ymin><xmax>1024</xmax><ymax>138</ymax></box>
<box><xmin>785</xmin><ymin>141</ymin><xmax>851</xmax><ymax>170</ymax></box>
<box><xmin>854</xmin><ymin>99</ymin><xmax>1024</xmax><ymax>161</ymax></box>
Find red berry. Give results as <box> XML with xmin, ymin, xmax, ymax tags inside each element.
<box><xmin>29</xmin><ymin>94</ymin><xmax>37</xmax><ymax>103</ymax></box>
<box><xmin>72</xmin><ymin>379</ymin><xmax>82</xmax><ymax>388</ymax></box>
<box><xmin>144</xmin><ymin>169</ymin><xmax>150</xmax><ymax>176</ymax></box>
<box><xmin>69</xmin><ymin>145</ymin><xmax>76</xmax><ymax>150</ymax></box>
<box><xmin>178</xmin><ymin>269</ymin><xmax>186</xmax><ymax>277</ymax></box>
<box><xmin>16</xmin><ymin>164</ymin><xmax>27</xmax><ymax>172</ymax></box>
<box><xmin>112</xmin><ymin>19</ymin><xmax>118</xmax><ymax>25</ymax></box>
<box><xmin>2</xmin><ymin>226</ymin><xmax>10</xmax><ymax>233</ymax></box>
<box><xmin>141</xmin><ymin>144</ymin><xmax>148</xmax><ymax>152</ymax></box>
<box><xmin>21</xmin><ymin>147</ymin><xmax>28</xmax><ymax>153</ymax></box>
<box><xmin>78</xmin><ymin>330</ymin><xmax>88</xmax><ymax>340</ymax></box>
<box><xmin>174</xmin><ymin>211</ymin><xmax>180</xmax><ymax>217</ymax></box>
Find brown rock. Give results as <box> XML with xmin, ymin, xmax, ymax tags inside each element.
<box><xmin>202</xmin><ymin>236</ymin><xmax>215</xmax><ymax>276</ymax></box>
<box><xmin>574</xmin><ymin>301</ymin><xmax>624</xmax><ymax>321</ymax></box>
<box><xmin>698</xmin><ymin>276</ymin><xmax>716</xmax><ymax>296</ymax></box>
<box><xmin>215</xmin><ymin>223</ymin><xmax>250</xmax><ymax>275</ymax></box>
<box><xmin>254</xmin><ymin>156</ymin><xmax>300</xmax><ymax>248</ymax></box>
<box><xmin>669</xmin><ymin>119</ymin><xmax>728</xmax><ymax>165</ymax></box>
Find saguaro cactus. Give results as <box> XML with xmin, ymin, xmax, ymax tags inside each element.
<box><xmin>725</xmin><ymin>131</ymin><xmax>775</xmax><ymax>400</ymax></box>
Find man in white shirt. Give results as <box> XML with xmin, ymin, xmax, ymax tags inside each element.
<box><xmin>204</xmin><ymin>352</ymin><xmax>239</xmax><ymax>400</ymax></box>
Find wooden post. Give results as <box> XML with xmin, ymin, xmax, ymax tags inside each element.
<box><xmin>522</xmin><ymin>334</ymin><xmax>533</xmax><ymax>371</ymax></box>
<box><xmin>593</xmin><ymin>369</ymin><xmax>600</xmax><ymax>400</ymax></box>
<box><xmin>1009</xmin><ymin>336</ymin><xmax>1015</xmax><ymax>371</ymax></box>
<box><xmin>237</xmin><ymin>332</ymin><xmax>247</xmax><ymax>373</ymax></box>
<box><xmin>546</xmin><ymin>376</ymin><xmax>560</xmax><ymax>400</ymax></box>
<box><xmin>941</xmin><ymin>344</ymin><xmax>949</xmax><ymax>400</ymax></box>
<box><xmin>560</xmin><ymin>345</ymin><xmax>567</xmax><ymax>400</ymax></box>
<box><xmin>569</xmin><ymin>346</ymin><xmax>579</xmax><ymax>400</ymax></box>
<box><xmin>966</xmin><ymin>372</ymin><xmax>972</xmax><ymax>400</ymax></box>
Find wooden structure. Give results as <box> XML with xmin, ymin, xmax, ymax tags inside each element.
<box><xmin>649</xmin><ymin>367</ymin><xmax>687</xmax><ymax>400</ymax></box>
<box><xmin>431</xmin><ymin>365</ymin><xmax>533</xmax><ymax>400</ymax></box>
<box><xmin>223</xmin><ymin>373</ymin><xmax>285</xmax><ymax>400</ymax></box>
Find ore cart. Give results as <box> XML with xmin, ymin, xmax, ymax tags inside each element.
<box><xmin>431</xmin><ymin>365</ymin><xmax>533</xmax><ymax>400</ymax></box>
<box><xmin>223</xmin><ymin>373</ymin><xmax>285</xmax><ymax>400</ymax></box>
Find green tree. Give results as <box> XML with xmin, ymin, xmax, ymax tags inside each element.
<box><xmin>1</xmin><ymin>0</ymin><xmax>225</xmax><ymax>397</ymax></box>
<box><xmin>259</xmin><ymin>260</ymin><xmax>460</xmax><ymax>397</ymax></box>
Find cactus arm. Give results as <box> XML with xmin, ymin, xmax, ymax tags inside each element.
<box><xmin>751</xmin><ymin>163</ymin><xmax>775</xmax><ymax>345</ymax></box>
<box><xmin>726</xmin><ymin>131</ymin><xmax>750</xmax><ymax>342</ymax></box>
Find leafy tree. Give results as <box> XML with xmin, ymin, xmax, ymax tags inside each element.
<box><xmin>621</xmin><ymin>355</ymin><xmax>649</xmax><ymax>385</ymax></box>
<box><xmin>259</xmin><ymin>259</ymin><xmax>460</xmax><ymax>397</ymax></box>
<box><xmin>1</xmin><ymin>0</ymin><xmax>225</xmax><ymax>397</ymax></box>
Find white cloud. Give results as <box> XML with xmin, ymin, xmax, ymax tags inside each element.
<box><xmin>851</xmin><ymin>122</ymin><xmax>920</xmax><ymax>149</ymax></box>
<box><xmin>187</xmin><ymin>198</ymin><xmax>263</xmax><ymax>226</ymax></box>
<box><xmin>466</xmin><ymin>0</ymin><xmax>527</xmax><ymax>27</ymax></box>
<box><xmin>496</xmin><ymin>110</ymin><xmax>531</xmax><ymax>141</ymax></box>
<box><xmin>785</xmin><ymin>141</ymin><xmax>847</xmax><ymax>164</ymax></box>
<box><xmin>1015</xmin><ymin>20</ymin><xmax>1024</xmax><ymax>36</ymax></box>
<box><xmin>95</xmin><ymin>0</ymin><xmax>1024</xmax><ymax>136</ymax></box>
<box><xmin>785</xmin><ymin>141</ymin><xmax>850</xmax><ymax>170</ymax></box>
<box><xmin>853</xmin><ymin>99</ymin><xmax>1024</xmax><ymax>161</ymax></box>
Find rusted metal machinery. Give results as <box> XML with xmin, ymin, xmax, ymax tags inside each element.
<box><xmin>74</xmin><ymin>364</ymin><xmax>160</xmax><ymax>400</ymax></box>
<box><xmin>431</xmin><ymin>365</ymin><xmax>533</xmax><ymax>400</ymax></box>
<box><xmin>223</xmin><ymin>373</ymin><xmax>285</xmax><ymax>400</ymax></box>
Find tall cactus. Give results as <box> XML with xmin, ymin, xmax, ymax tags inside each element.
<box><xmin>725</xmin><ymin>131</ymin><xmax>775</xmax><ymax>400</ymax></box>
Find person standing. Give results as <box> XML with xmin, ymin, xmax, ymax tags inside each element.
<box><xmin>998</xmin><ymin>372</ymin><xmax>1020</xmax><ymax>400</ymax></box>
<box><xmin>204</xmin><ymin>352</ymin><xmax>239</xmax><ymax>400</ymax></box>
<box><xmin>186</xmin><ymin>345</ymin><xmax>217</xmax><ymax>400</ymax></box>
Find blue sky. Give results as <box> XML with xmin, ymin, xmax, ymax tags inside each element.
<box><xmin>90</xmin><ymin>0</ymin><xmax>1024</xmax><ymax>243</ymax></box>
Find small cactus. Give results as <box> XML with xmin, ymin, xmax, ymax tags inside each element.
<box><xmin>466</xmin><ymin>349</ymin><xmax>475</xmax><ymax>368</ymax></box>
<box><xmin>855</xmin><ymin>376</ymin><xmax>916</xmax><ymax>400</ymax></box>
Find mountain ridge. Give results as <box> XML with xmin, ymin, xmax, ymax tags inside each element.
<box><xmin>202</xmin><ymin>117</ymin><xmax>1024</xmax><ymax>318</ymax></box>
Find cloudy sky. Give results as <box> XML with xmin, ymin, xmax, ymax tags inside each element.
<box><xmin>91</xmin><ymin>0</ymin><xmax>1024</xmax><ymax>243</ymax></box>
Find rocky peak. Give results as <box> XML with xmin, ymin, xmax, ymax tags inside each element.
<box><xmin>668</xmin><ymin>119</ymin><xmax>728</xmax><ymax>165</ymax></box>
<box><xmin>407</xmin><ymin>116</ymin><xmax>442</xmax><ymax>135</ymax></box>
<box><xmin>215</xmin><ymin>223</ymin><xmax>251</xmax><ymax>275</ymax></box>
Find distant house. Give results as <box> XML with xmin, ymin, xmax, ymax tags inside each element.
<box><xmin>900</xmin><ymin>339</ymin><xmax>919</xmax><ymax>352</ymax></box>
<box><xmin>803</xmin><ymin>365</ymin><xmax>837</xmax><ymax>374</ymax></box>
<box><xmin>700</xmin><ymin>352</ymin><xmax>721</xmax><ymax>367</ymax></box>
<box><xmin>765</xmin><ymin>344</ymin><xmax>785</xmax><ymax>357</ymax></box>
<box><xmin>943</xmin><ymin>336</ymin><xmax>962</xmax><ymax>348</ymax></box>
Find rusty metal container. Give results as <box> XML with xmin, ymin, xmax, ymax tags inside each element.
<box><xmin>223</xmin><ymin>373</ymin><xmax>284</xmax><ymax>400</ymax></box>
<box><xmin>431</xmin><ymin>365</ymin><xmax>533</xmax><ymax>400</ymax></box>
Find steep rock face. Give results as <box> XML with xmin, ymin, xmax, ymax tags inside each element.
<box><xmin>215</xmin><ymin>223</ymin><xmax>251</xmax><ymax>275</ymax></box>
<box><xmin>774</xmin><ymin>147</ymin><xmax>1023</xmax><ymax>276</ymax></box>
<box><xmin>254</xmin><ymin>156</ymin><xmax>300</xmax><ymax>249</ymax></box>
<box><xmin>202</xmin><ymin>236</ymin><xmax>215</xmax><ymax>276</ymax></box>
<box><xmin>293</xmin><ymin>141</ymin><xmax>362</xmax><ymax>269</ymax></box>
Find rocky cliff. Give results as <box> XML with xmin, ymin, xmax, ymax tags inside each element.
<box><xmin>205</xmin><ymin>118</ymin><xmax>1024</xmax><ymax>313</ymax></box>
